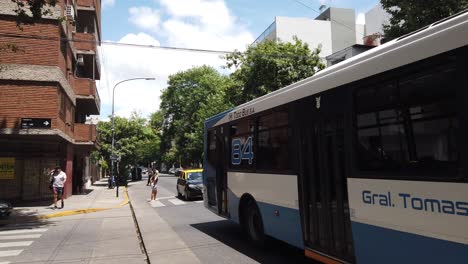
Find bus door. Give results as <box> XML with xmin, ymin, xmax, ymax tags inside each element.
<box><xmin>300</xmin><ymin>92</ymin><xmax>354</xmax><ymax>263</ymax></box>
<box><xmin>215</xmin><ymin>125</ymin><xmax>228</xmax><ymax>216</ymax></box>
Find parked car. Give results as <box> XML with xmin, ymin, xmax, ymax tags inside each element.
<box><xmin>176</xmin><ymin>169</ymin><xmax>203</xmax><ymax>200</ymax></box>
<box><xmin>0</xmin><ymin>201</ymin><xmax>12</xmax><ymax>217</ymax></box>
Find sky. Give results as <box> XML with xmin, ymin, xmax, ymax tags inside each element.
<box><xmin>96</xmin><ymin>0</ymin><xmax>379</xmax><ymax>121</ymax></box>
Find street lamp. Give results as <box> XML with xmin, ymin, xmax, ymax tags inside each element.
<box><xmin>111</xmin><ymin>77</ymin><xmax>156</xmax><ymax>197</ymax></box>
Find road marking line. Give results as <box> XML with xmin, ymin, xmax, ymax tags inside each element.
<box><xmin>0</xmin><ymin>234</ymin><xmax>42</xmax><ymax>240</ymax></box>
<box><xmin>150</xmin><ymin>201</ymin><xmax>165</xmax><ymax>208</ymax></box>
<box><xmin>0</xmin><ymin>261</ymin><xmax>11</xmax><ymax>264</ymax></box>
<box><xmin>0</xmin><ymin>241</ymin><xmax>33</xmax><ymax>248</ymax></box>
<box><xmin>195</xmin><ymin>200</ymin><xmax>204</xmax><ymax>203</ymax></box>
<box><xmin>168</xmin><ymin>199</ymin><xmax>186</xmax><ymax>205</ymax></box>
<box><xmin>0</xmin><ymin>228</ymin><xmax>47</xmax><ymax>235</ymax></box>
<box><xmin>0</xmin><ymin>249</ymin><xmax>23</xmax><ymax>257</ymax></box>
<box><xmin>155</xmin><ymin>196</ymin><xmax>176</xmax><ymax>200</ymax></box>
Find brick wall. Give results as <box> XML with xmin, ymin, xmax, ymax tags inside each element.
<box><xmin>73</xmin><ymin>32</ymin><xmax>95</xmax><ymax>52</ymax></box>
<box><xmin>0</xmin><ymin>82</ymin><xmax>58</xmax><ymax>128</ymax></box>
<box><xmin>77</xmin><ymin>0</ymin><xmax>96</xmax><ymax>8</ymax></box>
<box><xmin>0</xmin><ymin>16</ymin><xmax>60</xmax><ymax>66</ymax></box>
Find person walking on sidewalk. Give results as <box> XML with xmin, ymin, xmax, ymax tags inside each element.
<box><xmin>150</xmin><ymin>170</ymin><xmax>159</xmax><ymax>201</ymax></box>
<box><xmin>51</xmin><ymin>166</ymin><xmax>67</xmax><ymax>209</ymax></box>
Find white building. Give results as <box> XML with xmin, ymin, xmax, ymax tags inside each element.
<box><xmin>253</xmin><ymin>7</ymin><xmax>366</xmax><ymax>59</ymax></box>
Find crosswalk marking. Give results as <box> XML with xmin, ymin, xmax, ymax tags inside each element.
<box><xmin>0</xmin><ymin>241</ymin><xmax>33</xmax><ymax>248</ymax></box>
<box><xmin>150</xmin><ymin>201</ymin><xmax>165</xmax><ymax>208</ymax></box>
<box><xmin>0</xmin><ymin>261</ymin><xmax>11</xmax><ymax>264</ymax></box>
<box><xmin>0</xmin><ymin>228</ymin><xmax>47</xmax><ymax>235</ymax></box>
<box><xmin>168</xmin><ymin>199</ymin><xmax>186</xmax><ymax>205</ymax></box>
<box><xmin>0</xmin><ymin>249</ymin><xmax>23</xmax><ymax>257</ymax></box>
<box><xmin>0</xmin><ymin>234</ymin><xmax>42</xmax><ymax>240</ymax></box>
<box><xmin>155</xmin><ymin>196</ymin><xmax>176</xmax><ymax>200</ymax></box>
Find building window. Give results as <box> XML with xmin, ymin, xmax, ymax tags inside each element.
<box><xmin>59</xmin><ymin>92</ymin><xmax>66</xmax><ymax>120</ymax></box>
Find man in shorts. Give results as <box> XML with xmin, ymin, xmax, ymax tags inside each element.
<box><xmin>51</xmin><ymin>166</ymin><xmax>67</xmax><ymax>209</ymax></box>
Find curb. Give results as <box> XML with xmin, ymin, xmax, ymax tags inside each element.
<box><xmin>37</xmin><ymin>187</ymin><xmax>130</xmax><ymax>220</ymax></box>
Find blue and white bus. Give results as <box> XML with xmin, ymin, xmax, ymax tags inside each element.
<box><xmin>203</xmin><ymin>10</ymin><xmax>468</xmax><ymax>264</ymax></box>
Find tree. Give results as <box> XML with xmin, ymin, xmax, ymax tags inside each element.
<box><xmin>96</xmin><ymin>112</ymin><xmax>160</xmax><ymax>177</ymax></box>
<box><xmin>381</xmin><ymin>0</ymin><xmax>468</xmax><ymax>40</ymax></box>
<box><xmin>11</xmin><ymin>0</ymin><xmax>58</xmax><ymax>27</ymax></box>
<box><xmin>225</xmin><ymin>37</ymin><xmax>325</xmax><ymax>105</ymax></box>
<box><xmin>159</xmin><ymin>66</ymin><xmax>233</xmax><ymax>166</ymax></box>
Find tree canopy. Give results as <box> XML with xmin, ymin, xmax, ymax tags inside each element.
<box><xmin>225</xmin><ymin>37</ymin><xmax>325</xmax><ymax>105</ymax></box>
<box><xmin>381</xmin><ymin>0</ymin><xmax>468</xmax><ymax>40</ymax></box>
<box><xmin>159</xmin><ymin>66</ymin><xmax>233</xmax><ymax>167</ymax></box>
<box><xmin>96</xmin><ymin>112</ymin><xmax>160</xmax><ymax>176</ymax></box>
<box><xmin>11</xmin><ymin>0</ymin><xmax>58</xmax><ymax>27</ymax></box>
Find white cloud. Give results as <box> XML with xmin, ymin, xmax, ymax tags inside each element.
<box><xmin>102</xmin><ymin>0</ymin><xmax>115</xmax><ymax>9</ymax></box>
<box><xmin>129</xmin><ymin>7</ymin><xmax>161</xmax><ymax>32</ymax></box>
<box><xmin>98</xmin><ymin>0</ymin><xmax>254</xmax><ymax>119</ymax></box>
<box><xmin>356</xmin><ymin>12</ymin><xmax>365</xmax><ymax>25</ymax></box>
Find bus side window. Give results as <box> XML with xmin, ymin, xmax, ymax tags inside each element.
<box><xmin>355</xmin><ymin>66</ymin><xmax>461</xmax><ymax>180</ymax></box>
<box><xmin>208</xmin><ymin>130</ymin><xmax>217</xmax><ymax>166</ymax></box>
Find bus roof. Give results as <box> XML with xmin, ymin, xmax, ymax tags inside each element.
<box><xmin>213</xmin><ymin>9</ymin><xmax>468</xmax><ymax>127</ymax></box>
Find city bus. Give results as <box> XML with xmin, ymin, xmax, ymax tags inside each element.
<box><xmin>203</xmin><ymin>10</ymin><xmax>468</xmax><ymax>264</ymax></box>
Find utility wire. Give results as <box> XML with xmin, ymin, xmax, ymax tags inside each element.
<box><xmin>0</xmin><ymin>31</ymin><xmax>235</xmax><ymax>55</ymax></box>
<box><xmin>0</xmin><ymin>31</ymin><xmax>326</xmax><ymax>60</ymax></box>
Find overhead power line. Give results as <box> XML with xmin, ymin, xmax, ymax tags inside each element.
<box><xmin>0</xmin><ymin>31</ymin><xmax>235</xmax><ymax>55</ymax></box>
<box><xmin>0</xmin><ymin>31</ymin><xmax>326</xmax><ymax>60</ymax></box>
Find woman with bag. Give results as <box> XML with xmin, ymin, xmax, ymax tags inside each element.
<box><xmin>150</xmin><ymin>170</ymin><xmax>159</xmax><ymax>201</ymax></box>
<box><xmin>50</xmin><ymin>166</ymin><xmax>67</xmax><ymax>209</ymax></box>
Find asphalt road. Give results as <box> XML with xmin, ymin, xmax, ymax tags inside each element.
<box><xmin>136</xmin><ymin>173</ymin><xmax>313</xmax><ymax>264</ymax></box>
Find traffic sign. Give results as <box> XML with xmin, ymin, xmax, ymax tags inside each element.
<box><xmin>21</xmin><ymin>118</ymin><xmax>52</xmax><ymax>129</ymax></box>
<box><xmin>110</xmin><ymin>155</ymin><xmax>120</xmax><ymax>161</ymax></box>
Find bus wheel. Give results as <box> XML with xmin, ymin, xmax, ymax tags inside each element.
<box><xmin>246</xmin><ymin>200</ymin><xmax>265</xmax><ymax>247</ymax></box>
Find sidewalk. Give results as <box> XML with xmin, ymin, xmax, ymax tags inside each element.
<box><xmin>0</xmin><ymin>178</ymin><xmax>128</xmax><ymax>225</ymax></box>
<box><xmin>128</xmin><ymin>179</ymin><xmax>202</xmax><ymax>264</ymax></box>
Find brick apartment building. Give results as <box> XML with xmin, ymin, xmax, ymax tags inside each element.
<box><xmin>0</xmin><ymin>0</ymin><xmax>101</xmax><ymax>201</ymax></box>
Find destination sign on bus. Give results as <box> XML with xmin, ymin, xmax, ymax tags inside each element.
<box><xmin>228</xmin><ymin>107</ymin><xmax>255</xmax><ymax>121</ymax></box>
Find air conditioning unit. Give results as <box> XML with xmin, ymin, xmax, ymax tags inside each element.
<box><xmin>66</xmin><ymin>5</ymin><xmax>75</xmax><ymax>21</ymax></box>
<box><xmin>77</xmin><ymin>55</ymin><xmax>84</xmax><ymax>66</ymax></box>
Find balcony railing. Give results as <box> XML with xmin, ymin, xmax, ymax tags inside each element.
<box><xmin>72</xmin><ymin>76</ymin><xmax>101</xmax><ymax>114</ymax></box>
<box><xmin>75</xmin><ymin>123</ymin><xmax>97</xmax><ymax>142</ymax></box>
<box><xmin>73</xmin><ymin>32</ymin><xmax>96</xmax><ymax>52</ymax></box>
<box><xmin>77</xmin><ymin>0</ymin><xmax>97</xmax><ymax>9</ymax></box>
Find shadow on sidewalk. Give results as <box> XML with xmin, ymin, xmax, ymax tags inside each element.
<box><xmin>73</xmin><ymin>189</ymin><xmax>94</xmax><ymax>195</ymax></box>
<box><xmin>190</xmin><ymin>220</ymin><xmax>314</xmax><ymax>264</ymax></box>
<box><xmin>0</xmin><ymin>207</ymin><xmax>57</xmax><ymax>228</ymax></box>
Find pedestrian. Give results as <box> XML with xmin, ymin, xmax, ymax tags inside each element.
<box><xmin>150</xmin><ymin>171</ymin><xmax>159</xmax><ymax>201</ymax></box>
<box><xmin>146</xmin><ymin>169</ymin><xmax>153</xmax><ymax>186</ymax></box>
<box><xmin>50</xmin><ymin>166</ymin><xmax>67</xmax><ymax>209</ymax></box>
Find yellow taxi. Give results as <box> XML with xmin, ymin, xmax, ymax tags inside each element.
<box><xmin>176</xmin><ymin>168</ymin><xmax>203</xmax><ymax>200</ymax></box>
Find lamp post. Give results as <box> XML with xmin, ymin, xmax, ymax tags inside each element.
<box><xmin>111</xmin><ymin>77</ymin><xmax>155</xmax><ymax>197</ymax></box>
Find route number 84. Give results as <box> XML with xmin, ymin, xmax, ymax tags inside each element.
<box><xmin>232</xmin><ymin>137</ymin><xmax>254</xmax><ymax>165</ymax></box>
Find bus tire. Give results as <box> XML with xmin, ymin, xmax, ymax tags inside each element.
<box><xmin>245</xmin><ymin>199</ymin><xmax>265</xmax><ymax>247</ymax></box>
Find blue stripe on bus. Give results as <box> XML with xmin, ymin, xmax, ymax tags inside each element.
<box><xmin>257</xmin><ymin>201</ymin><xmax>304</xmax><ymax>249</ymax></box>
<box><xmin>227</xmin><ymin>190</ymin><xmax>304</xmax><ymax>249</ymax></box>
<box><xmin>352</xmin><ymin>221</ymin><xmax>468</xmax><ymax>264</ymax></box>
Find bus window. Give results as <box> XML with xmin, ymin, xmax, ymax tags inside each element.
<box><xmin>229</xmin><ymin>118</ymin><xmax>255</xmax><ymax>171</ymax></box>
<box><xmin>257</xmin><ymin>110</ymin><xmax>291</xmax><ymax>171</ymax></box>
<box><xmin>207</xmin><ymin>130</ymin><xmax>217</xmax><ymax>166</ymax></box>
<box><xmin>355</xmin><ymin>66</ymin><xmax>461</xmax><ymax>180</ymax></box>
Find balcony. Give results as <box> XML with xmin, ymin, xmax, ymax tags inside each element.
<box><xmin>73</xmin><ymin>32</ymin><xmax>96</xmax><ymax>53</ymax></box>
<box><xmin>75</xmin><ymin>124</ymin><xmax>97</xmax><ymax>143</ymax></box>
<box><xmin>77</xmin><ymin>0</ymin><xmax>99</xmax><ymax>10</ymax></box>
<box><xmin>72</xmin><ymin>77</ymin><xmax>100</xmax><ymax>115</ymax></box>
